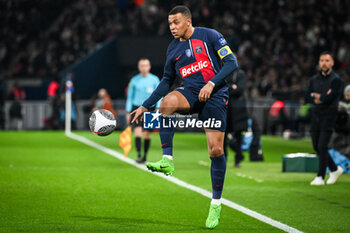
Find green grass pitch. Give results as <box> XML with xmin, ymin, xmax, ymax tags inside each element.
<box><xmin>1</xmin><ymin>131</ymin><xmax>349</xmax><ymax>232</ymax></box>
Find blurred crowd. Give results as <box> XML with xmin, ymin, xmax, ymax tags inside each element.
<box><xmin>165</xmin><ymin>0</ymin><xmax>350</xmax><ymax>100</ymax></box>
<box><xmin>0</xmin><ymin>0</ymin><xmax>73</xmax><ymax>77</ymax></box>
<box><xmin>1</xmin><ymin>0</ymin><xmax>350</xmax><ymax>99</ymax></box>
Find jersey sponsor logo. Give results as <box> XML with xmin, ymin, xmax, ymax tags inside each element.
<box><xmin>219</xmin><ymin>38</ymin><xmax>227</xmax><ymax>46</ymax></box>
<box><xmin>180</xmin><ymin>60</ymin><xmax>209</xmax><ymax>78</ymax></box>
<box><xmin>176</xmin><ymin>54</ymin><xmax>182</xmax><ymax>60</ymax></box>
<box><xmin>217</xmin><ymin>45</ymin><xmax>233</xmax><ymax>59</ymax></box>
<box><xmin>185</xmin><ymin>49</ymin><xmax>191</xmax><ymax>57</ymax></box>
<box><xmin>195</xmin><ymin>46</ymin><xmax>203</xmax><ymax>54</ymax></box>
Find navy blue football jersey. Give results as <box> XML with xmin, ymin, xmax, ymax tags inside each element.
<box><xmin>163</xmin><ymin>27</ymin><xmax>236</xmax><ymax>98</ymax></box>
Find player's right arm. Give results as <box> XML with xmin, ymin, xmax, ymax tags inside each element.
<box><xmin>131</xmin><ymin>46</ymin><xmax>176</xmax><ymax>123</ymax></box>
<box><xmin>131</xmin><ymin>75</ymin><xmax>174</xmax><ymax>123</ymax></box>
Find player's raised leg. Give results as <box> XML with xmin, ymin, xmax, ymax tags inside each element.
<box><xmin>159</xmin><ymin>90</ymin><xmax>190</xmax><ymax>157</ymax></box>
<box><xmin>146</xmin><ymin>91</ymin><xmax>190</xmax><ymax>175</ymax></box>
<box><xmin>205</xmin><ymin>129</ymin><xmax>226</xmax><ymax>229</ymax></box>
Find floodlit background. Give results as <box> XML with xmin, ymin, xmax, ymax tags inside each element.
<box><xmin>0</xmin><ymin>0</ymin><xmax>350</xmax><ymax>232</ymax></box>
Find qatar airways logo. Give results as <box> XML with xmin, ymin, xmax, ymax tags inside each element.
<box><xmin>180</xmin><ymin>60</ymin><xmax>209</xmax><ymax>78</ymax></box>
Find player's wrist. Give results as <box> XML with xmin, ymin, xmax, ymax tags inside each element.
<box><xmin>141</xmin><ymin>105</ymin><xmax>148</xmax><ymax>111</ymax></box>
<box><xmin>209</xmin><ymin>81</ymin><xmax>215</xmax><ymax>87</ymax></box>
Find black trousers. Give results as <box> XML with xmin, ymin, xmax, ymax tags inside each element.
<box><xmin>310</xmin><ymin>113</ymin><xmax>337</xmax><ymax>178</ymax></box>
<box><xmin>249</xmin><ymin>118</ymin><xmax>263</xmax><ymax>161</ymax></box>
<box><xmin>224</xmin><ymin>131</ymin><xmax>244</xmax><ymax>164</ymax></box>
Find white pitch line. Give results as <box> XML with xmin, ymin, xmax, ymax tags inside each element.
<box><xmin>66</xmin><ymin>132</ymin><xmax>303</xmax><ymax>233</ymax></box>
<box><xmin>236</xmin><ymin>172</ymin><xmax>264</xmax><ymax>183</ymax></box>
<box><xmin>199</xmin><ymin>160</ymin><xmax>210</xmax><ymax>167</ymax></box>
<box><xmin>199</xmin><ymin>161</ymin><xmax>264</xmax><ymax>183</ymax></box>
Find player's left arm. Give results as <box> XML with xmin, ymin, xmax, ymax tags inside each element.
<box><xmin>210</xmin><ymin>50</ymin><xmax>238</xmax><ymax>86</ymax></box>
<box><xmin>199</xmin><ymin>31</ymin><xmax>238</xmax><ymax>102</ymax></box>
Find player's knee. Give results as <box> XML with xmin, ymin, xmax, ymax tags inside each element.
<box><xmin>209</xmin><ymin>145</ymin><xmax>223</xmax><ymax>157</ymax></box>
<box><xmin>144</xmin><ymin>131</ymin><xmax>151</xmax><ymax>139</ymax></box>
<box><xmin>160</xmin><ymin>96</ymin><xmax>176</xmax><ymax>115</ymax></box>
<box><xmin>134</xmin><ymin>127</ymin><xmax>142</xmax><ymax>137</ymax></box>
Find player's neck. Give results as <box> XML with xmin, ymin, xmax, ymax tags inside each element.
<box><xmin>180</xmin><ymin>26</ymin><xmax>195</xmax><ymax>41</ymax></box>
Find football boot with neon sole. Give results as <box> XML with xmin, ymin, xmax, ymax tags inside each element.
<box><xmin>206</xmin><ymin>204</ymin><xmax>222</xmax><ymax>229</ymax></box>
<box><xmin>146</xmin><ymin>156</ymin><xmax>174</xmax><ymax>176</ymax></box>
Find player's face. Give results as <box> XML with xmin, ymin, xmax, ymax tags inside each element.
<box><xmin>319</xmin><ymin>54</ymin><xmax>334</xmax><ymax>72</ymax></box>
<box><xmin>168</xmin><ymin>13</ymin><xmax>190</xmax><ymax>39</ymax></box>
<box><xmin>138</xmin><ymin>59</ymin><xmax>151</xmax><ymax>76</ymax></box>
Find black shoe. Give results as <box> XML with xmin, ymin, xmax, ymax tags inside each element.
<box><xmin>235</xmin><ymin>155</ymin><xmax>244</xmax><ymax>167</ymax></box>
<box><xmin>250</xmin><ymin>150</ymin><xmax>264</xmax><ymax>162</ymax></box>
<box><xmin>136</xmin><ymin>157</ymin><xmax>146</xmax><ymax>164</ymax></box>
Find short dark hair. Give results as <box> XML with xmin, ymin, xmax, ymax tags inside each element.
<box><xmin>139</xmin><ymin>58</ymin><xmax>149</xmax><ymax>62</ymax></box>
<box><xmin>169</xmin><ymin>5</ymin><xmax>192</xmax><ymax>19</ymax></box>
<box><xmin>138</xmin><ymin>58</ymin><xmax>150</xmax><ymax>64</ymax></box>
<box><xmin>320</xmin><ymin>51</ymin><xmax>334</xmax><ymax>59</ymax></box>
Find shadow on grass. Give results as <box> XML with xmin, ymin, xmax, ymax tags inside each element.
<box><xmin>72</xmin><ymin>215</ymin><xmax>202</xmax><ymax>232</ymax></box>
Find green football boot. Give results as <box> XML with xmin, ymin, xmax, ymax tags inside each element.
<box><xmin>205</xmin><ymin>204</ymin><xmax>222</xmax><ymax>229</ymax></box>
<box><xmin>146</xmin><ymin>156</ymin><xmax>174</xmax><ymax>176</ymax></box>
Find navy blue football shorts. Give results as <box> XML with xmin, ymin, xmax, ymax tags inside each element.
<box><xmin>174</xmin><ymin>87</ymin><xmax>227</xmax><ymax>132</ymax></box>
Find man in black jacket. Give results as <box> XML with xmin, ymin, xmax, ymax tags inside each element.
<box><xmin>224</xmin><ymin>69</ymin><xmax>249</xmax><ymax>167</ymax></box>
<box><xmin>305</xmin><ymin>51</ymin><xmax>344</xmax><ymax>185</ymax></box>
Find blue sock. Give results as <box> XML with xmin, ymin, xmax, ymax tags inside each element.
<box><xmin>160</xmin><ymin>116</ymin><xmax>174</xmax><ymax>156</ymax></box>
<box><xmin>210</xmin><ymin>154</ymin><xmax>226</xmax><ymax>199</ymax></box>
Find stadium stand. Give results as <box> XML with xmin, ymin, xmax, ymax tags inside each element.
<box><xmin>0</xmin><ymin>0</ymin><xmax>74</xmax><ymax>77</ymax></box>
<box><xmin>1</xmin><ymin>0</ymin><xmax>349</xmax><ymax>100</ymax></box>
